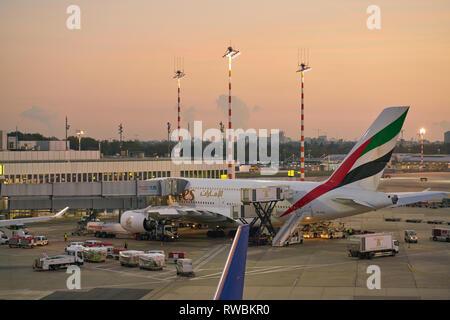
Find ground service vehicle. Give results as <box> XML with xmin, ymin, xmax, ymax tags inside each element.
<box><xmin>66</xmin><ymin>242</ymin><xmax>84</xmax><ymax>248</ymax></box>
<box><xmin>176</xmin><ymin>258</ymin><xmax>194</xmax><ymax>277</ymax></box>
<box><xmin>139</xmin><ymin>253</ymin><xmax>165</xmax><ymax>270</ymax></box>
<box><xmin>151</xmin><ymin>225</ymin><xmax>179</xmax><ymax>241</ymax></box>
<box><xmin>9</xmin><ymin>236</ymin><xmax>35</xmax><ymax>248</ymax></box>
<box><xmin>112</xmin><ymin>247</ymin><xmax>128</xmax><ymax>260</ymax></box>
<box><xmin>283</xmin><ymin>232</ymin><xmax>303</xmax><ymax>246</ymax></box>
<box><xmin>119</xmin><ymin>250</ymin><xmax>144</xmax><ymax>267</ymax></box>
<box><xmin>0</xmin><ymin>225</ymin><xmax>30</xmax><ymax>238</ymax></box>
<box><xmin>404</xmin><ymin>230</ymin><xmax>418</xmax><ymax>243</ymax></box>
<box><xmin>84</xmin><ymin>239</ymin><xmax>102</xmax><ymax>246</ymax></box>
<box><xmin>66</xmin><ymin>245</ymin><xmax>85</xmax><ymax>255</ymax></box>
<box><xmin>87</xmin><ymin>221</ymin><xmax>131</xmax><ymax>238</ymax></box>
<box><xmin>348</xmin><ymin>233</ymin><xmax>399</xmax><ymax>259</ymax></box>
<box><xmin>0</xmin><ymin>232</ymin><xmax>8</xmax><ymax>245</ymax></box>
<box><xmin>34</xmin><ymin>236</ymin><xmax>49</xmax><ymax>246</ymax></box>
<box><xmin>83</xmin><ymin>247</ymin><xmax>107</xmax><ymax>262</ymax></box>
<box><xmin>33</xmin><ymin>252</ymin><xmax>84</xmax><ymax>270</ymax></box>
<box><xmin>431</xmin><ymin>227</ymin><xmax>450</xmax><ymax>242</ymax></box>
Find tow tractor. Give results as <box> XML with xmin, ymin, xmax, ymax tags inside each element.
<box><xmin>150</xmin><ymin>224</ymin><xmax>179</xmax><ymax>241</ymax></box>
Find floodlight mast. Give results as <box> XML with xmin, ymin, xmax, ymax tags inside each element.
<box><xmin>76</xmin><ymin>130</ymin><xmax>85</xmax><ymax>151</ymax></box>
<box><xmin>296</xmin><ymin>49</ymin><xmax>311</xmax><ymax>182</ymax></box>
<box><xmin>223</xmin><ymin>45</ymin><xmax>240</xmax><ymax>179</ymax></box>
<box><xmin>419</xmin><ymin>128</ymin><xmax>426</xmax><ymax>169</ymax></box>
<box><xmin>173</xmin><ymin>57</ymin><xmax>186</xmax><ymax>143</ymax></box>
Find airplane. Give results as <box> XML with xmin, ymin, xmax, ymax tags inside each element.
<box><xmin>0</xmin><ymin>207</ymin><xmax>69</xmax><ymax>228</ymax></box>
<box><xmin>119</xmin><ymin>106</ymin><xmax>448</xmax><ymax>241</ymax></box>
<box><xmin>214</xmin><ymin>224</ymin><xmax>249</xmax><ymax>300</ymax></box>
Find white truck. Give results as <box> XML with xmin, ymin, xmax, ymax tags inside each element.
<box><xmin>431</xmin><ymin>227</ymin><xmax>450</xmax><ymax>242</ymax></box>
<box><xmin>347</xmin><ymin>233</ymin><xmax>399</xmax><ymax>259</ymax></box>
<box><xmin>0</xmin><ymin>225</ymin><xmax>30</xmax><ymax>238</ymax></box>
<box><xmin>87</xmin><ymin>221</ymin><xmax>132</xmax><ymax>238</ymax></box>
<box><xmin>33</xmin><ymin>251</ymin><xmax>84</xmax><ymax>271</ymax></box>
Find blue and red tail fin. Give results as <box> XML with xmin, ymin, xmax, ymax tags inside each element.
<box><xmin>213</xmin><ymin>224</ymin><xmax>249</xmax><ymax>300</ymax></box>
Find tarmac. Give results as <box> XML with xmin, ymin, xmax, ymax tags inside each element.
<box><xmin>0</xmin><ymin>172</ymin><xmax>448</xmax><ymax>300</ymax></box>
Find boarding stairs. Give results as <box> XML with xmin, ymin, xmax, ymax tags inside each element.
<box><xmin>271</xmin><ymin>211</ymin><xmax>305</xmax><ymax>247</ymax></box>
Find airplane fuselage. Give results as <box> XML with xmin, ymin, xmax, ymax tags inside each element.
<box><xmin>177</xmin><ymin>178</ymin><xmax>394</xmax><ymax>226</ymax></box>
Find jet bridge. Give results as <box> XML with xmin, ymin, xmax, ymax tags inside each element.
<box><xmin>1</xmin><ymin>178</ymin><xmax>190</xmax><ymax>212</ymax></box>
<box><xmin>239</xmin><ymin>186</ymin><xmax>288</xmax><ymax>245</ymax></box>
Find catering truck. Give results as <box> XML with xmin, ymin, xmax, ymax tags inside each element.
<box><xmin>431</xmin><ymin>227</ymin><xmax>450</xmax><ymax>242</ymax></box>
<box><xmin>347</xmin><ymin>233</ymin><xmax>399</xmax><ymax>259</ymax></box>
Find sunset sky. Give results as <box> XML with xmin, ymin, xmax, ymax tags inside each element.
<box><xmin>1</xmin><ymin>0</ymin><xmax>449</xmax><ymax>142</ymax></box>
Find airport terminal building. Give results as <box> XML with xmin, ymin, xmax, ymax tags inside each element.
<box><xmin>0</xmin><ymin>150</ymin><xmax>229</xmax><ymax>184</ymax></box>
<box><xmin>0</xmin><ymin>150</ymin><xmax>229</xmax><ymax>215</ymax></box>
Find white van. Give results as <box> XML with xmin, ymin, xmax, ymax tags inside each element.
<box><xmin>34</xmin><ymin>236</ymin><xmax>49</xmax><ymax>246</ymax></box>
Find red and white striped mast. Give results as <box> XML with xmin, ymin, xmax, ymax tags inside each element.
<box><xmin>296</xmin><ymin>49</ymin><xmax>311</xmax><ymax>181</ymax></box>
<box><xmin>173</xmin><ymin>57</ymin><xmax>186</xmax><ymax>143</ymax></box>
<box><xmin>223</xmin><ymin>45</ymin><xmax>240</xmax><ymax>179</ymax></box>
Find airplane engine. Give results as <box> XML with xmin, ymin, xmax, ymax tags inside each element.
<box><xmin>120</xmin><ymin>210</ymin><xmax>154</xmax><ymax>233</ymax></box>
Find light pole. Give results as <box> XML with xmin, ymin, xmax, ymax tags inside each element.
<box><xmin>223</xmin><ymin>44</ymin><xmax>240</xmax><ymax>179</ymax></box>
<box><xmin>76</xmin><ymin>130</ymin><xmax>85</xmax><ymax>151</ymax></box>
<box><xmin>65</xmin><ymin>116</ymin><xmax>70</xmax><ymax>151</ymax></box>
<box><xmin>296</xmin><ymin>50</ymin><xmax>311</xmax><ymax>182</ymax></box>
<box><xmin>419</xmin><ymin>128</ymin><xmax>425</xmax><ymax>169</ymax></box>
<box><xmin>167</xmin><ymin>122</ymin><xmax>171</xmax><ymax>157</ymax></box>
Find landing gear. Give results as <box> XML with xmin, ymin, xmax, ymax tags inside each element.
<box><xmin>207</xmin><ymin>228</ymin><xmax>225</xmax><ymax>238</ymax></box>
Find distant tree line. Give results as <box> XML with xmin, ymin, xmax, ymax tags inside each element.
<box><xmin>7</xmin><ymin>131</ymin><xmax>450</xmax><ymax>160</ymax></box>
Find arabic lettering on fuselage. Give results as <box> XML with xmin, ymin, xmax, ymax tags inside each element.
<box><xmin>199</xmin><ymin>189</ymin><xmax>224</xmax><ymax>198</ymax></box>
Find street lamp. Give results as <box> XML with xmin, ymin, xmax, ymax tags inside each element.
<box><xmin>167</xmin><ymin>122</ymin><xmax>171</xmax><ymax>157</ymax></box>
<box><xmin>419</xmin><ymin>128</ymin><xmax>425</xmax><ymax>169</ymax></box>
<box><xmin>76</xmin><ymin>130</ymin><xmax>85</xmax><ymax>151</ymax></box>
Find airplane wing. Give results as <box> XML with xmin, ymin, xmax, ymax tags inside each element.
<box><xmin>333</xmin><ymin>198</ymin><xmax>377</xmax><ymax>209</ymax></box>
<box><xmin>0</xmin><ymin>207</ymin><xmax>69</xmax><ymax>227</ymax></box>
<box><xmin>213</xmin><ymin>224</ymin><xmax>249</xmax><ymax>300</ymax></box>
<box><xmin>389</xmin><ymin>190</ymin><xmax>448</xmax><ymax>207</ymax></box>
<box><xmin>145</xmin><ymin>206</ymin><xmax>238</xmax><ymax>227</ymax></box>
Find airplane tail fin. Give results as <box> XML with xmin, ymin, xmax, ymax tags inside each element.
<box><xmin>326</xmin><ymin>106</ymin><xmax>409</xmax><ymax>191</ymax></box>
<box><xmin>213</xmin><ymin>224</ymin><xmax>249</xmax><ymax>300</ymax></box>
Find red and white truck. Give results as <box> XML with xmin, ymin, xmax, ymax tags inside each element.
<box><xmin>9</xmin><ymin>236</ymin><xmax>35</xmax><ymax>248</ymax></box>
<box><xmin>431</xmin><ymin>227</ymin><xmax>450</xmax><ymax>242</ymax></box>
